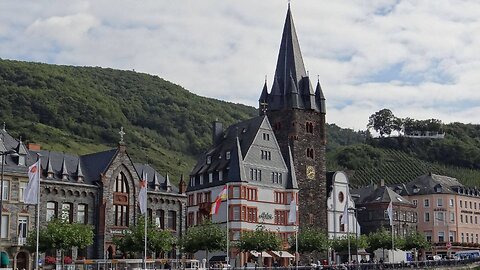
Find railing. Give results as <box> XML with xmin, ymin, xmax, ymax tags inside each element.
<box><xmin>10</xmin><ymin>236</ymin><xmax>26</xmax><ymax>246</ymax></box>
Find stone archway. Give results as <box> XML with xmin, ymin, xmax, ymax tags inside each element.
<box><xmin>107</xmin><ymin>246</ymin><xmax>114</xmax><ymax>259</ymax></box>
<box><xmin>16</xmin><ymin>251</ymin><xmax>28</xmax><ymax>270</ymax></box>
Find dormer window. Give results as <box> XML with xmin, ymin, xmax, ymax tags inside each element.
<box><xmin>226</xmin><ymin>151</ymin><xmax>231</xmax><ymax>160</ymax></box>
<box><xmin>206</xmin><ymin>156</ymin><xmax>212</xmax><ymax>164</ymax></box>
<box><xmin>218</xmin><ymin>171</ymin><xmax>223</xmax><ymax>181</ymax></box>
<box><xmin>435</xmin><ymin>185</ymin><xmax>442</xmax><ymax>193</ymax></box>
<box><xmin>413</xmin><ymin>185</ymin><xmax>420</xmax><ymax>193</ymax></box>
<box><xmin>190</xmin><ymin>177</ymin><xmax>195</xmax><ymax>187</ymax></box>
<box><xmin>18</xmin><ymin>155</ymin><xmax>25</xmax><ymax>166</ymax></box>
<box><xmin>199</xmin><ymin>174</ymin><xmax>204</xmax><ymax>185</ymax></box>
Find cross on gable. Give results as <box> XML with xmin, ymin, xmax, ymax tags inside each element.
<box><xmin>119</xmin><ymin>126</ymin><xmax>125</xmax><ymax>143</ymax></box>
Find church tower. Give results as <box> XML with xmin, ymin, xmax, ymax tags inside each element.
<box><xmin>259</xmin><ymin>5</ymin><xmax>327</xmax><ymax>229</ymax></box>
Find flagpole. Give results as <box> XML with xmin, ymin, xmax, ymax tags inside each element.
<box><xmin>391</xmin><ymin>201</ymin><xmax>394</xmax><ymax>265</ymax></box>
<box><xmin>347</xmin><ymin>197</ymin><xmax>350</xmax><ymax>264</ymax></box>
<box><xmin>35</xmin><ymin>157</ymin><xmax>41</xmax><ymax>270</ymax></box>
<box><xmin>295</xmin><ymin>224</ymin><xmax>298</xmax><ymax>270</ymax></box>
<box><xmin>226</xmin><ymin>183</ymin><xmax>229</xmax><ymax>265</ymax></box>
<box><xmin>144</xmin><ymin>173</ymin><xmax>148</xmax><ymax>270</ymax></box>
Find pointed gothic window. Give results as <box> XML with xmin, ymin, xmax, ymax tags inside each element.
<box><xmin>113</xmin><ymin>173</ymin><xmax>129</xmax><ymax>227</ymax></box>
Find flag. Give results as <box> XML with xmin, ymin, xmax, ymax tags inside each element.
<box><xmin>340</xmin><ymin>202</ymin><xmax>348</xmax><ymax>225</ymax></box>
<box><xmin>387</xmin><ymin>201</ymin><xmax>393</xmax><ymax>226</ymax></box>
<box><xmin>210</xmin><ymin>185</ymin><xmax>228</xmax><ymax>215</ymax></box>
<box><xmin>138</xmin><ymin>172</ymin><xmax>148</xmax><ymax>215</ymax></box>
<box><xmin>24</xmin><ymin>160</ymin><xmax>40</xmax><ymax>204</ymax></box>
<box><xmin>288</xmin><ymin>198</ymin><xmax>297</xmax><ymax>224</ymax></box>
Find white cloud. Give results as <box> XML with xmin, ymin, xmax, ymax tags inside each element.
<box><xmin>2</xmin><ymin>0</ymin><xmax>480</xmax><ymax>130</ymax></box>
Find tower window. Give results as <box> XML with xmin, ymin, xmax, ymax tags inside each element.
<box><xmin>306</xmin><ymin>148</ymin><xmax>314</xmax><ymax>159</ymax></box>
<box><xmin>263</xmin><ymin>133</ymin><xmax>270</xmax><ymax>141</ymax></box>
<box><xmin>114</xmin><ymin>173</ymin><xmax>129</xmax><ymax>227</ymax></box>
<box><xmin>305</xmin><ymin>122</ymin><xmax>314</xmax><ymax>133</ymax></box>
<box><xmin>274</xmin><ymin>122</ymin><xmax>282</xmax><ymax>130</ymax></box>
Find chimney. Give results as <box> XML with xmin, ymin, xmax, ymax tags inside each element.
<box><xmin>27</xmin><ymin>143</ymin><xmax>41</xmax><ymax>151</ymax></box>
<box><xmin>212</xmin><ymin>120</ymin><xmax>223</xmax><ymax>144</ymax></box>
<box><xmin>179</xmin><ymin>174</ymin><xmax>186</xmax><ymax>194</ymax></box>
<box><xmin>380</xmin><ymin>179</ymin><xmax>385</xmax><ymax>187</ymax></box>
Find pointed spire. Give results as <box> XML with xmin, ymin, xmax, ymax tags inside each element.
<box><xmin>164</xmin><ymin>173</ymin><xmax>172</xmax><ymax>192</ymax></box>
<box><xmin>153</xmin><ymin>171</ymin><xmax>161</xmax><ymax>191</ymax></box>
<box><xmin>315</xmin><ymin>79</ymin><xmax>326</xmax><ymax>114</ymax></box>
<box><xmin>259</xmin><ymin>80</ymin><xmax>269</xmax><ymax>115</ymax></box>
<box><xmin>46</xmin><ymin>153</ymin><xmax>54</xmax><ymax>178</ymax></box>
<box><xmin>274</xmin><ymin>5</ymin><xmax>307</xmax><ymax>96</ymax></box>
<box><xmin>76</xmin><ymin>158</ymin><xmax>84</xmax><ymax>182</ymax></box>
<box><xmin>61</xmin><ymin>157</ymin><xmax>69</xmax><ymax>180</ymax></box>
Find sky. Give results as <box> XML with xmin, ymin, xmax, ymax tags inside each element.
<box><xmin>2</xmin><ymin>0</ymin><xmax>480</xmax><ymax>130</ymax></box>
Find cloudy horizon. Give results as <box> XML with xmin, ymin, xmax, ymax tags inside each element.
<box><xmin>2</xmin><ymin>0</ymin><xmax>480</xmax><ymax>131</ymax></box>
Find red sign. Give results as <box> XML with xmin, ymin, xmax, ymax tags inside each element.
<box><xmin>446</xmin><ymin>242</ymin><xmax>452</xmax><ymax>249</ymax></box>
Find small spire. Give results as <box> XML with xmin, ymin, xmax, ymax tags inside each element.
<box><xmin>77</xmin><ymin>159</ymin><xmax>84</xmax><ymax>177</ymax></box>
<box><xmin>164</xmin><ymin>173</ymin><xmax>172</xmax><ymax>192</ymax></box>
<box><xmin>119</xmin><ymin>126</ymin><xmax>125</xmax><ymax>144</ymax></box>
<box><xmin>1</xmin><ymin>122</ymin><xmax>5</xmax><ymax>132</ymax></box>
<box><xmin>153</xmin><ymin>171</ymin><xmax>161</xmax><ymax>191</ymax></box>
<box><xmin>61</xmin><ymin>157</ymin><xmax>69</xmax><ymax>180</ymax></box>
<box><xmin>46</xmin><ymin>154</ymin><xmax>54</xmax><ymax>178</ymax></box>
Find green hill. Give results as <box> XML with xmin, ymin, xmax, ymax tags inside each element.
<box><xmin>0</xmin><ymin>59</ymin><xmax>257</xmax><ymax>181</ymax></box>
<box><xmin>0</xmin><ymin>59</ymin><xmax>366</xmax><ymax>183</ymax></box>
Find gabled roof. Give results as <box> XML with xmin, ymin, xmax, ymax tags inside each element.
<box><xmin>399</xmin><ymin>173</ymin><xmax>462</xmax><ymax>196</ymax></box>
<box><xmin>358</xmin><ymin>185</ymin><xmax>413</xmax><ymax>206</ymax></box>
<box><xmin>190</xmin><ymin>115</ymin><xmax>266</xmax><ymax>177</ymax></box>
<box><xmin>80</xmin><ymin>148</ymin><xmax>118</xmax><ymax>183</ymax></box>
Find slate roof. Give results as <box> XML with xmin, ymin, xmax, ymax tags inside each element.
<box><xmin>259</xmin><ymin>5</ymin><xmax>326</xmax><ymax>113</ymax></box>
<box><xmin>189</xmin><ymin>115</ymin><xmax>297</xmax><ymax>192</ymax></box>
<box><xmin>133</xmin><ymin>163</ymin><xmax>179</xmax><ymax>193</ymax></box>
<box><xmin>396</xmin><ymin>173</ymin><xmax>463</xmax><ymax>196</ymax></box>
<box><xmin>0</xmin><ymin>124</ymin><xmax>180</xmax><ymax>193</ymax></box>
<box><xmin>357</xmin><ymin>185</ymin><xmax>414</xmax><ymax>206</ymax></box>
<box><xmin>190</xmin><ymin>115</ymin><xmax>266</xmax><ymax>177</ymax></box>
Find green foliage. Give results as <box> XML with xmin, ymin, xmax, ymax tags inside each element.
<box><xmin>331</xmin><ymin>235</ymin><xmax>368</xmax><ymax>253</ymax></box>
<box><xmin>326</xmin><ymin>124</ymin><xmax>367</xmax><ymax>152</ymax></box>
<box><xmin>26</xmin><ymin>219</ymin><xmax>94</xmax><ymax>253</ymax></box>
<box><xmin>336</xmin><ymin>144</ymin><xmax>384</xmax><ymax>170</ymax></box>
<box><xmin>367</xmin><ymin>109</ymin><xmax>402</xmax><ymax>137</ymax></box>
<box><xmin>289</xmin><ymin>227</ymin><xmax>329</xmax><ymax>253</ymax></box>
<box><xmin>401</xmin><ymin>231</ymin><xmax>431</xmax><ymax>251</ymax></box>
<box><xmin>366</xmin><ymin>228</ymin><xmax>403</xmax><ymax>252</ymax></box>
<box><xmin>237</xmin><ymin>225</ymin><xmax>282</xmax><ymax>253</ymax></box>
<box><xmin>0</xmin><ymin>59</ymin><xmax>256</xmax><ymax>182</ymax></box>
<box><xmin>113</xmin><ymin>216</ymin><xmax>176</xmax><ymax>256</ymax></box>
<box><xmin>181</xmin><ymin>220</ymin><xmax>226</xmax><ymax>254</ymax></box>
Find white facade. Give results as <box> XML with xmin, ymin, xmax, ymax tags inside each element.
<box><xmin>327</xmin><ymin>171</ymin><xmax>360</xmax><ymax>239</ymax></box>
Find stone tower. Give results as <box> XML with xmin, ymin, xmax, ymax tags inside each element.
<box><xmin>259</xmin><ymin>5</ymin><xmax>327</xmax><ymax>229</ymax></box>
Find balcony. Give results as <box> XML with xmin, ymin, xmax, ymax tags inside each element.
<box><xmin>10</xmin><ymin>236</ymin><xmax>27</xmax><ymax>246</ymax></box>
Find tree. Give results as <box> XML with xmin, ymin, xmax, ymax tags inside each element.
<box><xmin>27</xmin><ymin>219</ymin><xmax>94</xmax><ymax>265</ymax></box>
<box><xmin>401</xmin><ymin>231</ymin><xmax>430</xmax><ymax>251</ymax></box>
<box><xmin>289</xmin><ymin>227</ymin><xmax>329</xmax><ymax>253</ymax></box>
<box><xmin>181</xmin><ymin>220</ymin><xmax>226</xmax><ymax>266</ymax></box>
<box><xmin>367</xmin><ymin>109</ymin><xmax>402</xmax><ymax>137</ymax></box>
<box><xmin>331</xmin><ymin>235</ymin><xmax>368</xmax><ymax>253</ymax></box>
<box><xmin>237</xmin><ymin>225</ymin><xmax>282</xmax><ymax>266</ymax></box>
<box><xmin>114</xmin><ymin>216</ymin><xmax>176</xmax><ymax>258</ymax></box>
<box><xmin>366</xmin><ymin>227</ymin><xmax>404</xmax><ymax>252</ymax></box>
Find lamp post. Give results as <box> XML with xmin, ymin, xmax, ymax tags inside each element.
<box><xmin>0</xmin><ymin>149</ymin><xmax>18</xmax><ymax>240</ymax></box>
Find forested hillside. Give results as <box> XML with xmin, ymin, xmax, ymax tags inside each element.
<box><xmin>0</xmin><ymin>59</ymin><xmax>366</xmax><ymax>183</ymax></box>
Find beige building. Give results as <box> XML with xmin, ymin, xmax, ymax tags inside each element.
<box><xmin>396</xmin><ymin>173</ymin><xmax>480</xmax><ymax>257</ymax></box>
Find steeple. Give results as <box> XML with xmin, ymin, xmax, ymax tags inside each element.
<box><xmin>274</xmin><ymin>5</ymin><xmax>307</xmax><ymax>92</ymax></box>
<box><xmin>315</xmin><ymin>79</ymin><xmax>326</xmax><ymax>114</ymax></box>
<box><xmin>258</xmin><ymin>80</ymin><xmax>269</xmax><ymax>115</ymax></box>
<box><xmin>265</xmin><ymin>5</ymin><xmax>323</xmax><ymax>113</ymax></box>
<box><xmin>76</xmin><ymin>159</ymin><xmax>84</xmax><ymax>183</ymax></box>
<box><xmin>46</xmin><ymin>153</ymin><xmax>54</xmax><ymax>178</ymax></box>
<box><xmin>61</xmin><ymin>157</ymin><xmax>69</xmax><ymax>180</ymax></box>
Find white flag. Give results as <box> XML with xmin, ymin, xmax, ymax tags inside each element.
<box><xmin>387</xmin><ymin>201</ymin><xmax>393</xmax><ymax>226</ymax></box>
<box><xmin>138</xmin><ymin>172</ymin><xmax>148</xmax><ymax>215</ymax></box>
<box><xmin>288</xmin><ymin>199</ymin><xmax>297</xmax><ymax>224</ymax></box>
<box><xmin>340</xmin><ymin>202</ymin><xmax>348</xmax><ymax>225</ymax></box>
<box><xmin>24</xmin><ymin>160</ymin><xmax>40</xmax><ymax>204</ymax></box>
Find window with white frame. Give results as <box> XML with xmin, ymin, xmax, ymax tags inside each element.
<box><xmin>438</xmin><ymin>231</ymin><xmax>445</xmax><ymax>242</ymax></box>
<box><xmin>436</xmin><ymin>211</ymin><xmax>444</xmax><ymax>222</ymax></box>
<box><xmin>18</xmin><ymin>182</ymin><xmax>26</xmax><ymax>202</ymax></box>
<box><xmin>424</xmin><ymin>212</ymin><xmax>430</xmax><ymax>222</ymax></box>
<box><xmin>449</xmin><ymin>198</ymin><xmax>454</xmax><ymax>207</ymax></box>
<box><xmin>46</xmin><ymin>202</ymin><xmax>57</xmax><ymax>221</ymax></box>
<box><xmin>208</xmin><ymin>173</ymin><xmax>213</xmax><ymax>183</ymax></box>
<box><xmin>1</xmin><ymin>215</ymin><xmax>8</xmax><ymax>239</ymax></box>
<box><xmin>412</xmin><ymin>199</ymin><xmax>417</xmax><ymax>206</ymax></box>
<box><xmin>450</xmin><ymin>212</ymin><xmax>455</xmax><ymax>222</ymax></box>
<box><xmin>449</xmin><ymin>231</ymin><xmax>455</xmax><ymax>242</ymax></box>
<box><xmin>424</xmin><ymin>199</ymin><xmax>429</xmax><ymax>207</ymax></box>
<box><xmin>77</xmin><ymin>204</ymin><xmax>87</xmax><ymax>224</ymax></box>
<box><xmin>18</xmin><ymin>216</ymin><xmax>28</xmax><ymax>239</ymax></box>
<box><xmin>1</xmin><ymin>180</ymin><xmax>9</xmax><ymax>200</ymax></box>
<box><xmin>437</xmin><ymin>198</ymin><xmax>443</xmax><ymax>207</ymax></box>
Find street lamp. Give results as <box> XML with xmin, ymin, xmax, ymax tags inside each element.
<box><xmin>0</xmin><ymin>149</ymin><xmax>18</xmax><ymax>239</ymax></box>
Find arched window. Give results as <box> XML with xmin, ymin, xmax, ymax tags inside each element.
<box><xmin>114</xmin><ymin>173</ymin><xmax>129</xmax><ymax>227</ymax></box>
<box><xmin>339</xmin><ymin>215</ymin><xmax>345</xmax><ymax>232</ymax></box>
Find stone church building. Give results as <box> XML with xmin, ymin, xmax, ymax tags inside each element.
<box><xmin>0</xmin><ymin>126</ymin><xmax>186</xmax><ymax>270</ymax></box>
